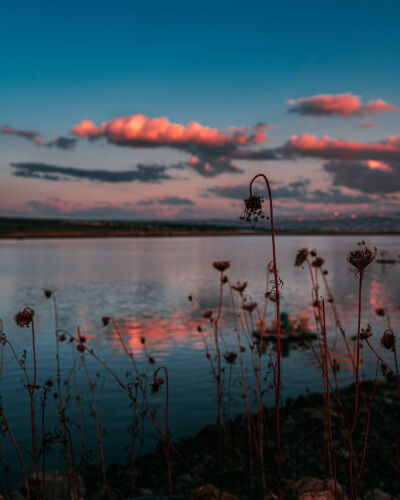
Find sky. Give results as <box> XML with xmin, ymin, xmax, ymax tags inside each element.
<box><xmin>1</xmin><ymin>0</ymin><xmax>400</xmax><ymax>220</ymax></box>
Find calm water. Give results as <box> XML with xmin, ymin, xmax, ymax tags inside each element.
<box><xmin>0</xmin><ymin>235</ymin><xmax>399</xmax><ymax>486</ymax></box>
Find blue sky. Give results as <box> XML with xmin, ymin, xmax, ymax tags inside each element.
<box><xmin>1</xmin><ymin>0</ymin><xmax>400</xmax><ymax>219</ymax></box>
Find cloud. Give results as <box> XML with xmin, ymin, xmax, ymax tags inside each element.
<box><xmin>208</xmin><ymin>180</ymin><xmax>310</xmax><ymax>200</ymax></box>
<box><xmin>1</xmin><ymin>125</ymin><xmax>40</xmax><ymax>141</ymax></box>
<box><xmin>1</xmin><ymin>125</ymin><xmax>77</xmax><ymax>149</ymax></box>
<box><xmin>157</xmin><ymin>196</ymin><xmax>194</xmax><ymax>205</ymax></box>
<box><xmin>208</xmin><ymin>180</ymin><xmax>375</xmax><ymax>205</ymax></box>
<box><xmin>287</xmin><ymin>93</ymin><xmax>399</xmax><ymax>118</ymax></box>
<box><xmin>280</xmin><ymin>134</ymin><xmax>400</xmax><ymax>162</ymax></box>
<box><xmin>10</xmin><ymin>162</ymin><xmax>172</xmax><ymax>183</ymax></box>
<box><xmin>38</xmin><ymin>137</ymin><xmax>77</xmax><ymax>150</ymax></box>
<box><xmin>324</xmin><ymin>160</ymin><xmax>400</xmax><ymax>194</ymax></box>
<box><xmin>71</xmin><ymin>113</ymin><xmax>269</xmax><ymax>177</ymax></box>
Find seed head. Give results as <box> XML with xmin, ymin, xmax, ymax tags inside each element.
<box><xmin>311</xmin><ymin>257</ymin><xmax>325</xmax><ymax>268</ymax></box>
<box><xmin>212</xmin><ymin>261</ymin><xmax>230</xmax><ymax>272</ymax></box>
<box><xmin>151</xmin><ymin>376</ymin><xmax>164</xmax><ymax>394</ymax></box>
<box><xmin>347</xmin><ymin>242</ymin><xmax>377</xmax><ymax>275</ymax></box>
<box><xmin>15</xmin><ymin>308</ymin><xmax>35</xmax><ymax>328</ymax></box>
<box><xmin>58</xmin><ymin>334</ymin><xmax>66</xmax><ymax>342</ymax></box>
<box><xmin>44</xmin><ymin>290</ymin><xmax>52</xmax><ymax>299</ymax></box>
<box><xmin>295</xmin><ymin>248</ymin><xmax>309</xmax><ymax>267</ymax></box>
<box><xmin>242</xmin><ymin>301</ymin><xmax>258</xmax><ymax>313</ymax></box>
<box><xmin>102</xmin><ymin>316</ymin><xmax>110</xmax><ymax>326</ymax></box>
<box><xmin>375</xmin><ymin>308</ymin><xmax>385</xmax><ymax>317</ymax></box>
<box><xmin>381</xmin><ymin>330</ymin><xmax>395</xmax><ymax>351</ymax></box>
<box><xmin>77</xmin><ymin>343</ymin><xmax>85</xmax><ymax>353</ymax></box>
<box><xmin>224</xmin><ymin>351</ymin><xmax>238</xmax><ymax>364</ymax></box>
<box><xmin>360</xmin><ymin>325</ymin><xmax>373</xmax><ymax>340</ymax></box>
<box><xmin>240</xmin><ymin>194</ymin><xmax>266</xmax><ymax>223</ymax></box>
<box><xmin>203</xmin><ymin>309</ymin><xmax>213</xmax><ymax>319</ymax></box>
<box><xmin>231</xmin><ymin>281</ymin><xmax>247</xmax><ymax>293</ymax></box>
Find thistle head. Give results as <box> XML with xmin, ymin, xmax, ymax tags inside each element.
<box><xmin>240</xmin><ymin>194</ymin><xmax>266</xmax><ymax>223</ymax></box>
<box><xmin>347</xmin><ymin>241</ymin><xmax>377</xmax><ymax>275</ymax></box>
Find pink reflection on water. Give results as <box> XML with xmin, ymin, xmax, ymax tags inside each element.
<box><xmin>107</xmin><ymin>311</ymin><xmax>205</xmax><ymax>356</ymax></box>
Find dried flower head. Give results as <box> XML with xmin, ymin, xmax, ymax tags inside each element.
<box><xmin>77</xmin><ymin>343</ymin><xmax>85</xmax><ymax>353</ymax></box>
<box><xmin>44</xmin><ymin>290</ymin><xmax>52</xmax><ymax>299</ymax></box>
<box><xmin>102</xmin><ymin>316</ymin><xmax>110</xmax><ymax>326</ymax></box>
<box><xmin>188</xmin><ymin>295</ymin><xmax>193</xmax><ymax>302</ymax></box>
<box><xmin>310</xmin><ymin>249</ymin><xmax>317</xmax><ymax>258</ymax></box>
<box><xmin>212</xmin><ymin>261</ymin><xmax>231</xmax><ymax>272</ymax></box>
<box><xmin>311</xmin><ymin>257</ymin><xmax>325</xmax><ymax>268</ymax></box>
<box><xmin>15</xmin><ymin>308</ymin><xmax>35</xmax><ymax>328</ymax></box>
<box><xmin>231</xmin><ymin>281</ymin><xmax>247</xmax><ymax>293</ymax></box>
<box><xmin>79</xmin><ymin>335</ymin><xmax>87</xmax><ymax>343</ymax></box>
<box><xmin>360</xmin><ymin>324</ymin><xmax>373</xmax><ymax>340</ymax></box>
<box><xmin>347</xmin><ymin>242</ymin><xmax>377</xmax><ymax>275</ymax></box>
<box><xmin>224</xmin><ymin>351</ymin><xmax>238</xmax><ymax>364</ymax></box>
<box><xmin>151</xmin><ymin>376</ymin><xmax>164</xmax><ymax>394</ymax></box>
<box><xmin>148</xmin><ymin>357</ymin><xmax>155</xmax><ymax>365</ymax></box>
<box><xmin>295</xmin><ymin>248</ymin><xmax>309</xmax><ymax>267</ymax></box>
<box><xmin>239</xmin><ymin>345</ymin><xmax>246</xmax><ymax>353</ymax></box>
<box><xmin>203</xmin><ymin>309</ymin><xmax>213</xmax><ymax>319</ymax></box>
<box><xmin>381</xmin><ymin>330</ymin><xmax>395</xmax><ymax>351</ymax></box>
<box><xmin>58</xmin><ymin>334</ymin><xmax>66</xmax><ymax>342</ymax></box>
<box><xmin>240</xmin><ymin>194</ymin><xmax>266</xmax><ymax>223</ymax></box>
<box><xmin>375</xmin><ymin>308</ymin><xmax>385</xmax><ymax>317</ymax></box>
<box><xmin>242</xmin><ymin>301</ymin><xmax>258</xmax><ymax>313</ymax></box>
<box><xmin>140</xmin><ymin>336</ymin><xmax>146</xmax><ymax>345</ymax></box>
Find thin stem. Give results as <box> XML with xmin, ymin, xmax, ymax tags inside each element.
<box><xmin>249</xmin><ymin>173</ymin><xmax>281</xmax><ymax>499</ymax></box>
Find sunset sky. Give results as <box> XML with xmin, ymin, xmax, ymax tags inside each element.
<box><xmin>1</xmin><ymin>0</ymin><xmax>400</xmax><ymax>220</ymax></box>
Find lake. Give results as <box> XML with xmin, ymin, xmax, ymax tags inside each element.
<box><xmin>0</xmin><ymin>235</ymin><xmax>399</xmax><ymax>487</ymax></box>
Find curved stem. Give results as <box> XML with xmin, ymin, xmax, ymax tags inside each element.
<box><xmin>249</xmin><ymin>173</ymin><xmax>281</xmax><ymax>499</ymax></box>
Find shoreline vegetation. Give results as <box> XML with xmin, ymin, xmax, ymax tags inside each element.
<box><xmin>0</xmin><ymin>216</ymin><xmax>399</xmax><ymax>239</ymax></box>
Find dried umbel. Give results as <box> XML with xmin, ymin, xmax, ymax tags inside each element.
<box><xmin>381</xmin><ymin>330</ymin><xmax>395</xmax><ymax>351</ymax></box>
<box><xmin>360</xmin><ymin>324</ymin><xmax>373</xmax><ymax>340</ymax></box>
<box><xmin>212</xmin><ymin>261</ymin><xmax>230</xmax><ymax>272</ymax></box>
<box><xmin>347</xmin><ymin>242</ymin><xmax>377</xmax><ymax>275</ymax></box>
<box><xmin>311</xmin><ymin>257</ymin><xmax>325</xmax><ymax>268</ymax></box>
<box><xmin>231</xmin><ymin>281</ymin><xmax>247</xmax><ymax>293</ymax></box>
<box><xmin>15</xmin><ymin>307</ymin><xmax>35</xmax><ymax>328</ymax></box>
<box><xmin>224</xmin><ymin>351</ymin><xmax>238</xmax><ymax>364</ymax></box>
<box><xmin>203</xmin><ymin>309</ymin><xmax>213</xmax><ymax>319</ymax></box>
<box><xmin>240</xmin><ymin>194</ymin><xmax>266</xmax><ymax>223</ymax></box>
<box><xmin>151</xmin><ymin>376</ymin><xmax>164</xmax><ymax>394</ymax></box>
<box><xmin>294</xmin><ymin>248</ymin><xmax>308</xmax><ymax>267</ymax></box>
<box><xmin>242</xmin><ymin>301</ymin><xmax>258</xmax><ymax>313</ymax></box>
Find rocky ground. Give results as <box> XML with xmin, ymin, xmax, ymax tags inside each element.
<box><xmin>4</xmin><ymin>379</ymin><xmax>400</xmax><ymax>499</ymax></box>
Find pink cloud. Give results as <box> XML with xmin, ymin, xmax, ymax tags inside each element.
<box><xmin>288</xmin><ymin>134</ymin><xmax>400</xmax><ymax>160</ymax></box>
<box><xmin>287</xmin><ymin>93</ymin><xmax>399</xmax><ymax>118</ymax></box>
<box><xmin>71</xmin><ymin>113</ymin><xmax>262</xmax><ymax>150</ymax></box>
<box><xmin>363</xmin><ymin>99</ymin><xmax>400</xmax><ymax>115</ymax></box>
<box><xmin>364</xmin><ymin>160</ymin><xmax>392</xmax><ymax>172</ymax></box>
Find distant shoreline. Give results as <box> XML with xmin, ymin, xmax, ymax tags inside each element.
<box><xmin>0</xmin><ymin>229</ymin><xmax>399</xmax><ymax>239</ymax></box>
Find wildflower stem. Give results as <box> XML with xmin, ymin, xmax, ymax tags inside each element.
<box><xmin>249</xmin><ymin>173</ymin><xmax>281</xmax><ymax>499</ymax></box>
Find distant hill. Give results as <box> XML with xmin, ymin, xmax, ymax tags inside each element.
<box><xmin>0</xmin><ymin>214</ymin><xmax>398</xmax><ymax>238</ymax></box>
